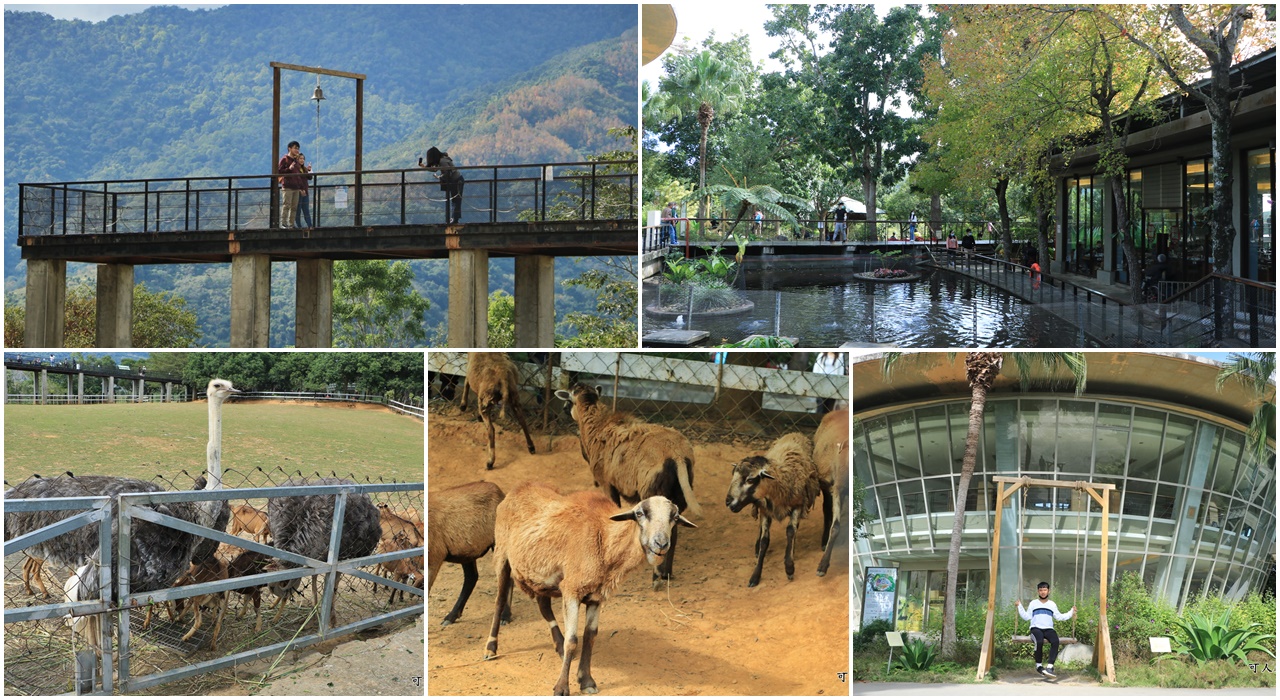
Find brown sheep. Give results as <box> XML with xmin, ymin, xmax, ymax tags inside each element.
<box><xmin>814</xmin><ymin>409</ymin><xmax>850</xmax><ymax>576</ymax></box>
<box><xmin>378</xmin><ymin>503</ymin><xmax>424</xmax><ymax>548</ymax></box>
<box><xmin>460</xmin><ymin>352</ymin><xmax>536</xmax><ymax>470</ymax></box>
<box><xmin>482</xmin><ymin>481</ymin><xmax>696</xmax><ymax>696</ymax></box>
<box><xmin>428</xmin><ymin>480</ymin><xmax>505</xmax><ymax>626</ymax></box>
<box><xmin>22</xmin><ymin>555</ymin><xmax>51</xmax><ymax>597</ymax></box>
<box><xmin>725</xmin><ymin>432</ymin><xmax>823</xmax><ymax>587</ymax></box>
<box><xmin>226</xmin><ymin>549</ymin><xmax>271</xmax><ymax>632</ymax></box>
<box><xmin>381</xmin><ymin>531</ymin><xmax>425</xmax><ymax>604</ymax></box>
<box><xmin>229</xmin><ymin>504</ymin><xmax>270</xmax><ymax>543</ymax></box>
<box><xmin>554</xmin><ymin>383</ymin><xmax>702</xmax><ymax>588</ymax></box>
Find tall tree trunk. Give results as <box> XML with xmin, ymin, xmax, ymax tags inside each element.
<box><xmin>697</xmin><ymin>118</ymin><xmax>711</xmax><ymax>237</ymax></box>
<box><xmin>943</xmin><ymin>352</ymin><xmax>1003</xmax><ymax>659</ymax></box>
<box><xmin>930</xmin><ymin>193</ymin><xmax>942</xmax><ymax>241</ymax></box>
<box><xmin>995</xmin><ymin>178</ymin><xmax>1013</xmax><ymax>260</ymax></box>
<box><xmin>1108</xmin><ymin>174</ymin><xmax>1143</xmax><ymax>303</ymax></box>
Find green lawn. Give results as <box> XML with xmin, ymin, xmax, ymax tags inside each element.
<box><xmin>4</xmin><ymin>402</ymin><xmax>424</xmax><ymax>486</ymax></box>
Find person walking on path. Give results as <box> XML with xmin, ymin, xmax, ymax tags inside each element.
<box><xmin>833</xmin><ymin>201</ymin><xmax>848</xmax><ymax>243</ymax></box>
<box><xmin>946</xmin><ymin>233</ymin><xmax>959</xmax><ymax>265</ymax></box>
<box><xmin>277</xmin><ymin>140</ymin><xmax>308</xmax><ymax>228</ymax></box>
<box><xmin>1016</xmin><ymin>582</ymin><xmax>1076</xmax><ymax>679</ymax></box>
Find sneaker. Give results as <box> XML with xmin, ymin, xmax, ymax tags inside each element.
<box><xmin>1043</xmin><ymin>667</ymin><xmax>1057</xmax><ymax>679</ymax></box>
<box><xmin>1036</xmin><ymin>666</ymin><xmax>1045</xmax><ymax>676</ymax></box>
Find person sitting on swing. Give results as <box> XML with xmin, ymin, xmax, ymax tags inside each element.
<box><xmin>1016</xmin><ymin>582</ymin><xmax>1075</xmax><ymax>678</ymax></box>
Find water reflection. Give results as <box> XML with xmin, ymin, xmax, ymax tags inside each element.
<box><xmin>643</xmin><ymin>263</ymin><xmax>1096</xmax><ymax>348</ymax></box>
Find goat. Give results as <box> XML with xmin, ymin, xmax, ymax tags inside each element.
<box><xmin>554</xmin><ymin>383</ymin><xmax>702</xmax><ymax>588</ymax></box>
<box><xmin>226</xmin><ymin>548</ymin><xmax>271</xmax><ymax>632</ymax></box>
<box><xmin>482</xmin><ymin>482</ymin><xmax>696</xmax><ymax>696</ymax></box>
<box><xmin>460</xmin><ymin>352</ymin><xmax>535</xmax><ymax>470</ymax></box>
<box><xmin>428</xmin><ymin>480</ymin><xmax>504</xmax><ymax>626</ymax></box>
<box><xmin>229</xmin><ymin>504</ymin><xmax>270</xmax><ymax>543</ymax></box>
<box><xmin>381</xmin><ymin>530</ymin><xmax>425</xmax><ymax>604</ymax></box>
<box><xmin>814</xmin><ymin>409</ymin><xmax>850</xmax><ymax>576</ymax></box>
<box><xmin>171</xmin><ymin>558</ymin><xmax>229</xmax><ymax>650</ymax></box>
<box><xmin>725</xmin><ymin>432</ymin><xmax>823</xmax><ymax>587</ymax></box>
<box><xmin>22</xmin><ymin>555</ymin><xmax>51</xmax><ymax>597</ymax></box>
<box><xmin>378</xmin><ymin>503</ymin><xmax>424</xmax><ymax>548</ymax></box>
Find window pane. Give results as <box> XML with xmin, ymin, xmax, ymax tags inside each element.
<box><xmin>890</xmin><ymin>411</ymin><xmax>922</xmax><ymax>480</ymax></box>
<box><xmin>1128</xmin><ymin>408</ymin><xmax>1165</xmax><ymax>481</ymax></box>
<box><xmin>1057</xmin><ymin>400</ymin><xmax>1095</xmax><ymax>476</ymax></box>
<box><xmin>917</xmin><ymin>405</ymin><xmax>952</xmax><ymax>477</ymax></box>
<box><xmin>866</xmin><ymin>416</ymin><xmax>895</xmax><ymax>483</ymax></box>
<box><xmin>1019</xmin><ymin>399</ymin><xmax>1057</xmax><ymax>474</ymax></box>
<box><xmin>1159</xmin><ymin>415</ymin><xmax>1197</xmax><ymax>484</ymax></box>
<box><xmin>1094</xmin><ymin>404</ymin><xmax>1132</xmax><ymax>478</ymax></box>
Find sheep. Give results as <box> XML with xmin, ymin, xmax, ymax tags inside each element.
<box><xmin>460</xmin><ymin>352</ymin><xmax>535</xmax><ymax>470</ymax></box>
<box><xmin>482</xmin><ymin>481</ymin><xmax>696</xmax><ymax>696</ymax></box>
<box><xmin>378</xmin><ymin>503</ymin><xmax>424</xmax><ymax>548</ymax></box>
<box><xmin>554</xmin><ymin>383</ymin><xmax>702</xmax><ymax>588</ymax></box>
<box><xmin>427</xmin><ymin>480</ymin><xmax>504</xmax><ymax>626</ymax></box>
<box><xmin>229</xmin><ymin>504</ymin><xmax>270</xmax><ymax>543</ymax></box>
<box><xmin>814</xmin><ymin>409</ymin><xmax>850</xmax><ymax>577</ymax></box>
<box><xmin>725</xmin><ymin>432</ymin><xmax>823</xmax><ymax>587</ymax></box>
<box><xmin>22</xmin><ymin>555</ymin><xmax>51</xmax><ymax>598</ymax></box>
<box><xmin>381</xmin><ymin>530</ymin><xmax>425</xmax><ymax>604</ymax></box>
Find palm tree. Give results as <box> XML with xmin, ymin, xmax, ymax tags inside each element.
<box><xmin>880</xmin><ymin>352</ymin><xmax>1087</xmax><ymax>659</ymax></box>
<box><xmin>650</xmin><ymin>50</ymin><xmax>749</xmax><ymax>233</ymax></box>
<box><xmin>1215</xmin><ymin>352</ymin><xmax>1276</xmax><ymax>468</ymax></box>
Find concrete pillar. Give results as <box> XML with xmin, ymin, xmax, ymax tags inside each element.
<box><xmin>66</xmin><ymin>375</ymin><xmax>73</xmax><ymax>403</ymax></box>
<box><xmin>295</xmin><ymin>259</ymin><xmax>334</xmax><ymax>348</ymax></box>
<box><xmin>1154</xmin><ymin>422</ymin><xmax>1217</xmax><ymax>606</ymax></box>
<box><xmin>39</xmin><ymin>369</ymin><xmax>48</xmax><ymax>405</ymax></box>
<box><xmin>230</xmin><ymin>254</ymin><xmax>271</xmax><ymax>348</ymax></box>
<box><xmin>77</xmin><ymin>372</ymin><xmax>84</xmax><ymax>404</ymax></box>
<box><xmin>514</xmin><ymin>255</ymin><xmax>555</xmax><ymax>348</ymax></box>
<box><xmin>95</xmin><ymin>264</ymin><xmax>134</xmax><ymax>348</ymax></box>
<box><xmin>106</xmin><ymin>376</ymin><xmax>114</xmax><ymax>403</ymax></box>
<box><xmin>447</xmin><ymin>249</ymin><xmax>489</xmax><ymax>348</ymax></box>
<box><xmin>24</xmin><ymin>259</ymin><xmax>66</xmax><ymax>348</ymax></box>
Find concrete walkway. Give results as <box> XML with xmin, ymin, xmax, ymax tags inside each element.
<box><xmin>855</xmin><ymin>680</ymin><xmax>1275</xmax><ymax>696</ymax></box>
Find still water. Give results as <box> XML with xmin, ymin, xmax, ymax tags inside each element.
<box><xmin>643</xmin><ymin>262</ymin><xmax>1094</xmax><ymax>348</ymax></box>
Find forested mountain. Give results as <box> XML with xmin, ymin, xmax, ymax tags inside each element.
<box><xmin>3</xmin><ymin>4</ymin><xmax>637</xmax><ymax>346</ymax></box>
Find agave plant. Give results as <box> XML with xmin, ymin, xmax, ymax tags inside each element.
<box><xmin>1159</xmin><ymin>610</ymin><xmax>1276</xmax><ymax>665</ymax></box>
<box><xmin>894</xmin><ymin>638</ymin><xmax>937</xmax><ymax>671</ymax></box>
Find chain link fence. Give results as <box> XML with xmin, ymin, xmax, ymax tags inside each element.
<box><xmin>428</xmin><ymin>351</ymin><xmax>849</xmax><ymax>447</ymax></box>
<box><xmin>4</xmin><ymin>465</ymin><xmax>423</xmax><ymax>696</ymax></box>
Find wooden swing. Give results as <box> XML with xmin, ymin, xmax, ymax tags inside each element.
<box><xmin>1010</xmin><ymin>483</ymin><xmax>1079</xmax><ymax>645</ymax></box>
<box><xmin>975</xmin><ymin>476</ymin><xmax>1117</xmax><ymax>683</ymax></box>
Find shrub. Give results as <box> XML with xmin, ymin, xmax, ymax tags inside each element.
<box><xmin>896</xmin><ymin>638</ymin><xmax>938</xmax><ymax>671</ymax></box>
<box><xmin>853</xmin><ymin>619</ymin><xmax>895</xmax><ymax>654</ymax></box>
<box><xmin>1107</xmin><ymin>572</ymin><xmax>1179</xmax><ymax>659</ymax></box>
<box><xmin>1159</xmin><ymin>610</ymin><xmax>1276</xmax><ymax>666</ymax></box>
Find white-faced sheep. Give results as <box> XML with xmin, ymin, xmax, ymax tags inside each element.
<box><xmin>482</xmin><ymin>481</ymin><xmax>696</xmax><ymax>696</ymax></box>
<box><xmin>725</xmin><ymin>432</ymin><xmax>823</xmax><ymax>587</ymax></box>
<box><xmin>814</xmin><ymin>409</ymin><xmax>850</xmax><ymax>577</ymax></box>
<box><xmin>427</xmin><ymin>480</ymin><xmax>504</xmax><ymax>626</ymax></box>
<box><xmin>554</xmin><ymin>383</ymin><xmax>702</xmax><ymax>587</ymax></box>
<box><xmin>460</xmin><ymin>352</ymin><xmax>536</xmax><ymax>470</ymax></box>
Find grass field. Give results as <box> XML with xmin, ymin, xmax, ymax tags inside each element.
<box><xmin>4</xmin><ymin>401</ymin><xmax>424</xmax><ymax>485</ymax></box>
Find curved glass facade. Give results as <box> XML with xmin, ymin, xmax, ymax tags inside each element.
<box><xmin>855</xmin><ymin>395</ymin><xmax>1275</xmax><ymax>629</ymax></box>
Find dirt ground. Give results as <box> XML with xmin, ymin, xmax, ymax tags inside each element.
<box><xmin>427</xmin><ymin>409</ymin><xmax>850</xmax><ymax>697</ymax></box>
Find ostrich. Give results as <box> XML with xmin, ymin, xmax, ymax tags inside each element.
<box><xmin>265</xmin><ymin>477</ymin><xmax>382</xmax><ymax>625</ymax></box>
<box><xmin>4</xmin><ymin>378</ymin><xmax>240</xmax><ymax>644</ymax></box>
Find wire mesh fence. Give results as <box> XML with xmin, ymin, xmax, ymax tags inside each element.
<box><xmin>428</xmin><ymin>351</ymin><xmax>849</xmax><ymax>448</ymax></box>
<box><xmin>3</xmin><ymin>466</ymin><xmax>423</xmax><ymax>696</ymax></box>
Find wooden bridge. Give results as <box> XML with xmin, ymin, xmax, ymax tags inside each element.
<box><xmin>18</xmin><ymin>160</ymin><xmax>636</xmax><ymax>348</ymax></box>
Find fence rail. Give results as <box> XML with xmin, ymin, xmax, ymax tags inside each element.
<box><xmin>4</xmin><ymin>476</ymin><xmax>424</xmax><ymax>696</ymax></box>
<box><xmin>20</xmin><ymin>160</ymin><xmax>636</xmax><ymax>237</ymax></box>
<box><xmin>230</xmin><ymin>391</ymin><xmax>424</xmax><ymax>418</ymax></box>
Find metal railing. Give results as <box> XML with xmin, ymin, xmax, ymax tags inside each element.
<box><xmin>663</xmin><ymin>216</ymin><xmax>1029</xmax><ymax>244</ymax></box>
<box><xmin>932</xmin><ymin>254</ymin><xmax>1277</xmax><ymax>348</ymax></box>
<box><xmin>20</xmin><ymin>160</ymin><xmax>636</xmax><ymax>237</ymax></box>
<box><xmin>4</xmin><ymin>479</ymin><xmax>424</xmax><ymax>695</ymax></box>
<box><xmin>227</xmin><ymin>391</ymin><xmax>424</xmax><ymax>418</ymax></box>
<box><xmin>5</xmin><ymin>393</ymin><xmax>191</xmax><ymax>405</ymax></box>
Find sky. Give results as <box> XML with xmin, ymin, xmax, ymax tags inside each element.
<box><xmin>6</xmin><ymin>3</ymin><xmax>223</xmax><ymax>21</ymax></box>
<box><xmin>641</xmin><ymin>2</ymin><xmax>786</xmax><ymax>87</ymax></box>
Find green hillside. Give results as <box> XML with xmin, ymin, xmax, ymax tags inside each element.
<box><xmin>3</xmin><ymin>5</ymin><xmax>637</xmax><ymax>347</ymax></box>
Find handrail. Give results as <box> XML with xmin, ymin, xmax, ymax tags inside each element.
<box><xmin>1165</xmin><ymin>271</ymin><xmax>1277</xmax><ymax>304</ymax></box>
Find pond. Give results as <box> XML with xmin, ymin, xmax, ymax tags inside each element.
<box><xmin>643</xmin><ymin>261</ymin><xmax>1097</xmax><ymax>348</ymax></box>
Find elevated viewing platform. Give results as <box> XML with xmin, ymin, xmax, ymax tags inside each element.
<box><xmin>17</xmin><ymin>160</ymin><xmax>637</xmax><ymax>348</ymax></box>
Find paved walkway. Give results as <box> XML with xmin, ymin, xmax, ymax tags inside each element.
<box><xmin>855</xmin><ymin>681</ymin><xmax>1275</xmax><ymax>696</ymax></box>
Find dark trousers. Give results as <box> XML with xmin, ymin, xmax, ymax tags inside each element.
<box><xmin>1030</xmin><ymin>627</ymin><xmax>1061</xmax><ymax>665</ymax></box>
<box><xmin>444</xmin><ymin>181</ymin><xmax>464</xmax><ymax>223</ymax></box>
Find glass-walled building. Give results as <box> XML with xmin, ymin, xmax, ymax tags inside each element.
<box><xmin>852</xmin><ymin>352</ymin><xmax>1275</xmax><ymax>632</ymax></box>
<box><xmin>1057</xmin><ymin>48</ymin><xmax>1274</xmax><ymax>286</ymax></box>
